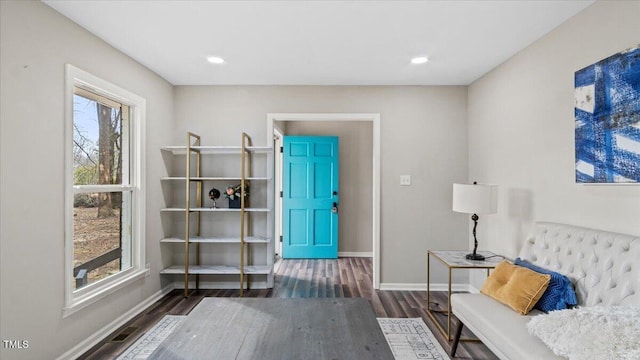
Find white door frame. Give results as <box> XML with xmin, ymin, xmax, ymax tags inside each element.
<box><xmin>267</xmin><ymin>113</ymin><xmax>381</xmax><ymax>289</ymax></box>
<box><xmin>273</xmin><ymin>126</ymin><xmax>284</xmax><ymax>261</ymax></box>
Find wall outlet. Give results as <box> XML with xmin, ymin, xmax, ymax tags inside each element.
<box><xmin>400</xmin><ymin>175</ymin><xmax>411</xmax><ymax>186</ymax></box>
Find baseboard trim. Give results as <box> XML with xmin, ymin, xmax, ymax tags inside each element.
<box><xmin>379</xmin><ymin>283</ymin><xmax>472</xmax><ymax>292</ymax></box>
<box><xmin>338</xmin><ymin>252</ymin><xmax>373</xmax><ymax>258</ymax></box>
<box><xmin>56</xmin><ymin>284</ymin><xmax>175</xmax><ymax>360</ymax></box>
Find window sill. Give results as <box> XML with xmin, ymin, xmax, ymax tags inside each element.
<box><xmin>63</xmin><ymin>268</ymin><xmax>149</xmax><ymax>318</ymax></box>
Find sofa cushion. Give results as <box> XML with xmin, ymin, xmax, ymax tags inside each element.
<box><xmin>515</xmin><ymin>258</ymin><xmax>578</xmax><ymax>312</ymax></box>
<box><xmin>452</xmin><ymin>293</ymin><xmax>564</xmax><ymax>360</ymax></box>
<box><xmin>480</xmin><ymin>261</ymin><xmax>551</xmax><ymax>315</ymax></box>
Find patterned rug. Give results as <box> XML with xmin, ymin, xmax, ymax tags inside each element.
<box><xmin>118</xmin><ymin>315</ymin><xmax>447</xmax><ymax>359</ymax></box>
<box><xmin>377</xmin><ymin>318</ymin><xmax>450</xmax><ymax>360</ymax></box>
<box><xmin>116</xmin><ymin>315</ymin><xmax>185</xmax><ymax>360</ymax></box>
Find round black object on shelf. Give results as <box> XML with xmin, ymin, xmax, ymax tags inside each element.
<box><xmin>209</xmin><ymin>188</ymin><xmax>220</xmax><ymax>200</ymax></box>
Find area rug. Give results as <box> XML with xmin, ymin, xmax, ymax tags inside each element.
<box><xmin>116</xmin><ymin>315</ymin><xmax>185</xmax><ymax>360</ymax></box>
<box><xmin>150</xmin><ymin>298</ymin><xmax>393</xmax><ymax>359</ymax></box>
<box><xmin>377</xmin><ymin>318</ymin><xmax>450</xmax><ymax>360</ymax></box>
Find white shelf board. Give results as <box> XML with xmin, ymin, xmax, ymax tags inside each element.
<box><xmin>161</xmin><ymin>176</ymin><xmax>271</xmax><ymax>181</ymax></box>
<box><xmin>161</xmin><ymin>146</ymin><xmax>272</xmax><ymax>154</ymax></box>
<box><xmin>160</xmin><ymin>236</ymin><xmax>271</xmax><ymax>244</ymax></box>
<box><xmin>161</xmin><ymin>207</ymin><xmax>271</xmax><ymax>212</ymax></box>
<box><xmin>160</xmin><ymin>265</ymin><xmax>272</xmax><ymax>275</ymax></box>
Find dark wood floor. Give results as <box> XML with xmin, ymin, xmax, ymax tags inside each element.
<box><xmin>79</xmin><ymin>258</ymin><xmax>498</xmax><ymax>359</ymax></box>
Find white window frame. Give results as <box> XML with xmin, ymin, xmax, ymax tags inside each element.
<box><xmin>63</xmin><ymin>65</ymin><xmax>147</xmax><ymax>317</ymax></box>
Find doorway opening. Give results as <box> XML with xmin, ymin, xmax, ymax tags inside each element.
<box><xmin>267</xmin><ymin>113</ymin><xmax>381</xmax><ymax>289</ymax></box>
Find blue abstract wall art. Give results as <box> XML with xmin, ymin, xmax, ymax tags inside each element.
<box><xmin>575</xmin><ymin>45</ymin><xmax>640</xmax><ymax>183</ymax></box>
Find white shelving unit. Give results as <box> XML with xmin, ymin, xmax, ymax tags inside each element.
<box><xmin>160</xmin><ymin>236</ymin><xmax>270</xmax><ymax>244</ymax></box>
<box><xmin>160</xmin><ymin>132</ymin><xmax>274</xmax><ymax>297</ymax></box>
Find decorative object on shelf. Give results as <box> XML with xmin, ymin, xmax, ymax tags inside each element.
<box><xmin>208</xmin><ymin>187</ymin><xmax>220</xmax><ymax>208</ymax></box>
<box><xmin>575</xmin><ymin>44</ymin><xmax>640</xmax><ymax>183</ymax></box>
<box><xmin>452</xmin><ymin>181</ymin><xmax>498</xmax><ymax>261</ymax></box>
<box><xmin>225</xmin><ymin>183</ymin><xmax>249</xmax><ymax>208</ymax></box>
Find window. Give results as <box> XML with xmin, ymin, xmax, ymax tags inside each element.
<box><xmin>64</xmin><ymin>65</ymin><xmax>146</xmax><ymax>316</ymax></box>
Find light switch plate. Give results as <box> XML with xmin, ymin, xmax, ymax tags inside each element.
<box><xmin>400</xmin><ymin>175</ymin><xmax>411</xmax><ymax>186</ymax></box>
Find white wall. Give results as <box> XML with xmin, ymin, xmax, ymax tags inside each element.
<box><xmin>286</xmin><ymin>121</ymin><xmax>373</xmax><ymax>254</ymax></box>
<box><xmin>174</xmin><ymin>86</ymin><xmax>469</xmax><ymax>286</ymax></box>
<box><xmin>468</xmin><ymin>0</ymin><xmax>640</xmax><ymax>288</ymax></box>
<box><xmin>0</xmin><ymin>2</ymin><xmax>173</xmax><ymax>359</ymax></box>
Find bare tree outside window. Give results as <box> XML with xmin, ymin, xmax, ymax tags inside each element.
<box><xmin>97</xmin><ymin>103</ymin><xmax>123</xmax><ymax>217</ymax></box>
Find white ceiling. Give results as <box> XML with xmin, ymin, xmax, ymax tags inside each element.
<box><xmin>43</xmin><ymin>0</ymin><xmax>594</xmax><ymax>86</ymax></box>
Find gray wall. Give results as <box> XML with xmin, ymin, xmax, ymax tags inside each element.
<box><xmin>0</xmin><ymin>2</ymin><xmax>173</xmax><ymax>359</ymax></box>
<box><xmin>174</xmin><ymin>86</ymin><xmax>470</xmax><ymax>286</ymax></box>
<box><xmin>467</xmin><ymin>0</ymin><xmax>640</xmax><ymax>286</ymax></box>
<box><xmin>286</xmin><ymin>121</ymin><xmax>373</xmax><ymax>253</ymax></box>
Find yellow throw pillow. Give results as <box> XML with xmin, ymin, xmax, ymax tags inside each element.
<box><xmin>481</xmin><ymin>260</ymin><xmax>551</xmax><ymax>315</ymax></box>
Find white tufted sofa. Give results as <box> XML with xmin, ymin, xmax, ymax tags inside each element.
<box><xmin>450</xmin><ymin>222</ymin><xmax>640</xmax><ymax>359</ymax></box>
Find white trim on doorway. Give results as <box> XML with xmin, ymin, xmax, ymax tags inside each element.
<box><xmin>267</xmin><ymin>113</ymin><xmax>381</xmax><ymax>289</ymax></box>
<box><xmin>273</xmin><ymin>126</ymin><xmax>284</xmax><ymax>260</ymax></box>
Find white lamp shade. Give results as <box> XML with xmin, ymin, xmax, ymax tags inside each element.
<box><xmin>452</xmin><ymin>183</ymin><xmax>498</xmax><ymax>215</ymax></box>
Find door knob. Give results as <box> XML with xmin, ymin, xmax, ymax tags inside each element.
<box><xmin>332</xmin><ymin>202</ymin><xmax>338</xmax><ymax>213</ymax></box>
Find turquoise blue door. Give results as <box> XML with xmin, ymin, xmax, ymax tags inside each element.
<box><xmin>283</xmin><ymin>136</ymin><xmax>339</xmax><ymax>259</ymax></box>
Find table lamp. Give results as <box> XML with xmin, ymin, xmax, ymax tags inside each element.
<box><xmin>453</xmin><ymin>182</ymin><xmax>498</xmax><ymax>261</ymax></box>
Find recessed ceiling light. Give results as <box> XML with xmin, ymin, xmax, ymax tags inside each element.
<box><xmin>207</xmin><ymin>56</ymin><xmax>225</xmax><ymax>64</ymax></box>
<box><xmin>411</xmin><ymin>56</ymin><xmax>429</xmax><ymax>64</ymax></box>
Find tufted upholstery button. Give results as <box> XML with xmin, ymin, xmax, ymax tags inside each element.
<box><xmin>623</xmin><ymin>246</ymin><xmax>630</xmax><ymax>252</ymax></box>
<box><xmin>554</xmin><ymin>246</ymin><xmax>561</xmax><ymax>253</ymax></box>
<box><xmin>625</xmin><ymin>265</ymin><xmax>632</xmax><ymax>272</ymax></box>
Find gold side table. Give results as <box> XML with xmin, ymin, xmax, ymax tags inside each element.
<box><xmin>426</xmin><ymin>250</ymin><xmax>502</xmax><ymax>341</ymax></box>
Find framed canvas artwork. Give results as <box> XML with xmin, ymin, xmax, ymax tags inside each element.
<box><xmin>574</xmin><ymin>45</ymin><xmax>640</xmax><ymax>184</ymax></box>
